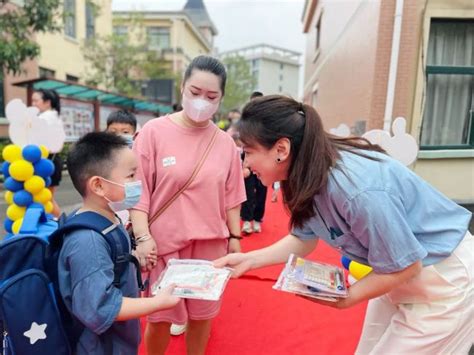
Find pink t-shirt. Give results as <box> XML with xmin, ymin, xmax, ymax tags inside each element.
<box><xmin>133</xmin><ymin>116</ymin><xmax>246</xmax><ymax>256</ymax></box>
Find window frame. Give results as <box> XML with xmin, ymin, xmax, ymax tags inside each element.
<box><xmin>63</xmin><ymin>0</ymin><xmax>76</xmax><ymax>39</ymax></box>
<box><xmin>419</xmin><ymin>20</ymin><xmax>474</xmax><ymax>151</ymax></box>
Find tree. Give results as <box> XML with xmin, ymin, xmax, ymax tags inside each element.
<box><xmin>0</xmin><ymin>0</ymin><xmax>61</xmax><ymax>76</ymax></box>
<box><xmin>221</xmin><ymin>55</ymin><xmax>256</xmax><ymax>113</ymax></box>
<box><xmin>82</xmin><ymin>34</ymin><xmax>146</xmax><ymax>96</ymax></box>
<box><xmin>82</xmin><ymin>15</ymin><xmax>172</xmax><ymax>97</ymax></box>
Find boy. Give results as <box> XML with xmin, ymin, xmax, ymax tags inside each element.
<box><xmin>106</xmin><ymin>110</ymin><xmax>137</xmax><ymax>147</ymax></box>
<box><xmin>59</xmin><ymin>132</ymin><xmax>179</xmax><ymax>354</ymax></box>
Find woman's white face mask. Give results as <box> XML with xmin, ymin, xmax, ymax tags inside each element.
<box><xmin>182</xmin><ymin>94</ymin><xmax>219</xmax><ymax>123</ymax></box>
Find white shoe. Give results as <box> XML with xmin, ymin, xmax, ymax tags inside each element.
<box><xmin>242</xmin><ymin>221</ymin><xmax>252</xmax><ymax>234</ymax></box>
<box><xmin>253</xmin><ymin>221</ymin><xmax>261</xmax><ymax>233</ymax></box>
<box><xmin>170</xmin><ymin>323</ymin><xmax>187</xmax><ymax>336</ymax></box>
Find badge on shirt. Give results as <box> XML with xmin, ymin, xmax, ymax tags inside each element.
<box><xmin>162</xmin><ymin>156</ymin><xmax>177</xmax><ymax>167</ymax></box>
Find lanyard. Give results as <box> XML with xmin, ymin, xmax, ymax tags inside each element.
<box><xmin>314</xmin><ymin>203</ymin><xmax>338</xmax><ymax>240</ymax></box>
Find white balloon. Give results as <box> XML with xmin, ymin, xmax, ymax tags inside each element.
<box><xmin>362</xmin><ymin>129</ymin><xmax>391</xmax><ymax>147</ymax></box>
<box><xmin>5</xmin><ymin>99</ymin><xmax>66</xmax><ymax>151</ymax></box>
<box><xmin>386</xmin><ymin>117</ymin><xmax>419</xmax><ymax>166</ymax></box>
<box><xmin>363</xmin><ymin>117</ymin><xmax>419</xmax><ymax>166</ymax></box>
<box><xmin>330</xmin><ymin>123</ymin><xmax>351</xmax><ymax>137</ymax></box>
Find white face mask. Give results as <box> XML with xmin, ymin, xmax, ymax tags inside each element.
<box><xmin>182</xmin><ymin>95</ymin><xmax>219</xmax><ymax>123</ymax></box>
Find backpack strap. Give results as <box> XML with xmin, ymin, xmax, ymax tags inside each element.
<box><xmin>51</xmin><ymin>212</ymin><xmax>145</xmax><ymax>291</ymax></box>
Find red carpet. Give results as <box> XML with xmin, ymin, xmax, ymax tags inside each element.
<box><xmin>139</xmin><ymin>192</ymin><xmax>367</xmax><ymax>354</ymax></box>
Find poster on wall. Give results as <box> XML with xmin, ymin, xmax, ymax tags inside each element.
<box><xmin>60</xmin><ymin>99</ymin><xmax>94</xmax><ymax>141</ymax></box>
<box><xmin>100</xmin><ymin>105</ymin><xmax>116</xmax><ymax>131</ymax></box>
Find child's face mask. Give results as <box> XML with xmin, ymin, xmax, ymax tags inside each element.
<box><xmin>121</xmin><ymin>134</ymin><xmax>134</xmax><ymax>148</ymax></box>
<box><xmin>101</xmin><ymin>179</ymin><xmax>142</xmax><ymax>212</ymax></box>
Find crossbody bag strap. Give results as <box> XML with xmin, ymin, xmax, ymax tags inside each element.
<box><xmin>148</xmin><ymin>127</ymin><xmax>219</xmax><ymax>227</ymax></box>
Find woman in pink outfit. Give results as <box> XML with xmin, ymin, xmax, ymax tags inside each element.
<box><xmin>131</xmin><ymin>56</ymin><xmax>246</xmax><ymax>355</ymax></box>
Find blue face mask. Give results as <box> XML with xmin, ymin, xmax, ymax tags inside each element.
<box><xmin>121</xmin><ymin>134</ymin><xmax>134</xmax><ymax>148</ymax></box>
<box><xmin>103</xmin><ymin>179</ymin><xmax>142</xmax><ymax>212</ymax></box>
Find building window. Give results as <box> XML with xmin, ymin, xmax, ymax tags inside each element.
<box><xmin>420</xmin><ymin>19</ymin><xmax>474</xmax><ymax>149</ymax></box>
<box><xmin>280</xmin><ymin>74</ymin><xmax>283</xmax><ymax>81</ymax></box>
<box><xmin>66</xmin><ymin>74</ymin><xmax>79</xmax><ymax>82</ymax></box>
<box><xmin>252</xmin><ymin>59</ymin><xmax>260</xmax><ymax>70</ymax></box>
<box><xmin>279</xmin><ymin>86</ymin><xmax>283</xmax><ymax>93</ymax></box>
<box><xmin>113</xmin><ymin>26</ymin><xmax>128</xmax><ymax>38</ymax></box>
<box><xmin>315</xmin><ymin>15</ymin><xmax>322</xmax><ymax>51</ymax></box>
<box><xmin>85</xmin><ymin>2</ymin><xmax>95</xmax><ymax>39</ymax></box>
<box><xmin>147</xmin><ymin>27</ymin><xmax>170</xmax><ymax>50</ymax></box>
<box><xmin>64</xmin><ymin>0</ymin><xmax>76</xmax><ymax>38</ymax></box>
<box><xmin>280</xmin><ymin>63</ymin><xmax>284</xmax><ymax>70</ymax></box>
<box><xmin>39</xmin><ymin>67</ymin><xmax>56</xmax><ymax>78</ymax></box>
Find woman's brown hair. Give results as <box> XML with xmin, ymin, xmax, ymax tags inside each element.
<box><xmin>238</xmin><ymin>95</ymin><xmax>385</xmax><ymax>228</ymax></box>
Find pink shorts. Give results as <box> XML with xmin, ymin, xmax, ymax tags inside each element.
<box><xmin>144</xmin><ymin>238</ymin><xmax>229</xmax><ymax>324</ymax></box>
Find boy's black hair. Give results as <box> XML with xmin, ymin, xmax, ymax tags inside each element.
<box><xmin>250</xmin><ymin>91</ymin><xmax>263</xmax><ymax>100</ymax></box>
<box><xmin>106</xmin><ymin>110</ymin><xmax>137</xmax><ymax>132</ymax></box>
<box><xmin>67</xmin><ymin>132</ymin><xmax>128</xmax><ymax>196</ymax></box>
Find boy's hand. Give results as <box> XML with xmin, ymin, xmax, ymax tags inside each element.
<box><xmin>136</xmin><ymin>238</ymin><xmax>157</xmax><ymax>271</ymax></box>
<box><xmin>153</xmin><ymin>284</ymin><xmax>180</xmax><ymax>310</ymax></box>
<box><xmin>228</xmin><ymin>238</ymin><xmax>241</xmax><ymax>253</ymax></box>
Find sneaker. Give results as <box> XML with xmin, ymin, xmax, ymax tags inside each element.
<box><xmin>253</xmin><ymin>221</ymin><xmax>261</xmax><ymax>233</ymax></box>
<box><xmin>242</xmin><ymin>221</ymin><xmax>252</xmax><ymax>234</ymax></box>
<box><xmin>170</xmin><ymin>323</ymin><xmax>187</xmax><ymax>336</ymax></box>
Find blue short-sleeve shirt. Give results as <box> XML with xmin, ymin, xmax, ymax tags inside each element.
<box><xmin>292</xmin><ymin>150</ymin><xmax>471</xmax><ymax>273</ymax></box>
<box><xmin>58</xmin><ymin>224</ymin><xmax>140</xmax><ymax>355</ymax></box>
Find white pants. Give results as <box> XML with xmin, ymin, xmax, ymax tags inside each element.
<box><xmin>356</xmin><ymin>232</ymin><xmax>473</xmax><ymax>355</ymax></box>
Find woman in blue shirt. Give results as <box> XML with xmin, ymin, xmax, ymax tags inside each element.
<box><xmin>215</xmin><ymin>95</ymin><xmax>473</xmax><ymax>354</ymax></box>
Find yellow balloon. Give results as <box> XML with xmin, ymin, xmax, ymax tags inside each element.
<box><xmin>5</xmin><ymin>191</ymin><xmax>14</xmax><ymax>205</ymax></box>
<box><xmin>9</xmin><ymin>160</ymin><xmax>34</xmax><ymax>181</ymax></box>
<box><xmin>39</xmin><ymin>145</ymin><xmax>49</xmax><ymax>159</ymax></box>
<box><xmin>12</xmin><ymin>218</ymin><xmax>24</xmax><ymax>234</ymax></box>
<box><xmin>2</xmin><ymin>144</ymin><xmax>22</xmax><ymax>163</ymax></box>
<box><xmin>34</xmin><ymin>188</ymin><xmax>52</xmax><ymax>204</ymax></box>
<box><xmin>44</xmin><ymin>201</ymin><xmax>54</xmax><ymax>214</ymax></box>
<box><xmin>6</xmin><ymin>204</ymin><xmax>26</xmax><ymax>221</ymax></box>
<box><xmin>24</xmin><ymin>175</ymin><xmax>46</xmax><ymax>194</ymax></box>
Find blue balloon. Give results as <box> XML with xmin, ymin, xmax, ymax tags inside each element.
<box><xmin>22</xmin><ymin>145</ymin><xmax>42</xmax><ymax>163</ymax></box>
<box><xmin>4</xmin><ymin>177</ymin><xmax>24</xmax><ymax>192</ymax></box>
<box><xmin>1</xmin><ymin>161</ymin><xmax>10</xmax><ymax>178</ymax></box>
<box><xmin>13</xmin><ymin>190</ymin><xmax>33</xmax><ymax>207</ymax></box>
<box><xmin>341</xmin><ymin>255</ymin><xmax>351</xmax><ymax>270</ymax></box>
<box><xmin>45</xmin><ymin>177</ymin><xmax>52</xmax><ymax>187</ymax></box>
<box><xmin>34</xmin><ymin>159</ymin><xmax>55</xmax><ymax>178</ymax></box>
<box><xmin>4</xmin><ymin>218</ymin><xmax>13</xmax><ymax>234</ymax></box>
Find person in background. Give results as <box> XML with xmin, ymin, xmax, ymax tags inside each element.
<box><xmin>31</xmin><ymin>89</ymin><xmax>63</xmax><ymax>217</ymax></box>
<box><xmin>240</xmin><ymin>91</ymin><xmax>267</xmax><ymax>235</ymax></box>
<box><xmin>172</xmin><ymin>103</ymin><xmax>183</xmax><ymax>113</ymax></box>
<box><xmin>106</xmin><ymin>110</ymin><xmax>138</xmax><ymax>148</ymax></box>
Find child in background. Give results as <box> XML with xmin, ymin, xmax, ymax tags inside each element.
<box><xmin>106</xmin><ymin>110</ymin><xmax>138</xmax><ymax>147</ymax></box>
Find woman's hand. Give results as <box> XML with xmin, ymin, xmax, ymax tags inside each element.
<box><xmin>228</xmin><ymin>238</ymin><xmax>241</xmax><ymax>253</ymax></box>
<box><xmin>296</xmin><ymin>291</ymin><xmax>356</xmax><ymax>310</ymax></box>
<box><xmin>136</xmin><ymin>238</ymin><xmax>158</xmax><ymax>271</ymax></box>
<box><xmin>214</xmin><ymin>252</ymin><xmax>254</xmax><ymax>277</ymax></box>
